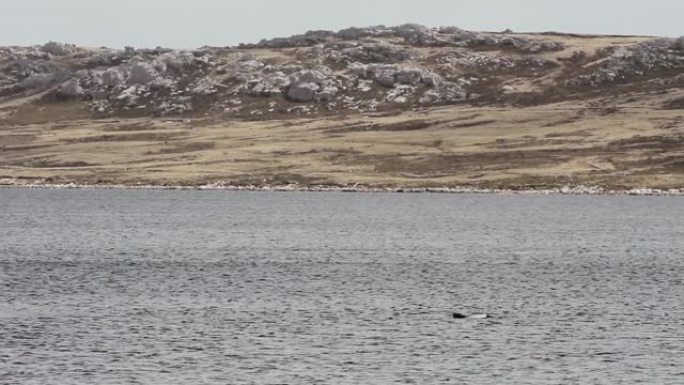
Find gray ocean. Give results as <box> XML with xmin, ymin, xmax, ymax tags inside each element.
<box><xmin>1</xmin><ymin>188</ymin><xmax>683</xmax><ymax>384</ymax></box>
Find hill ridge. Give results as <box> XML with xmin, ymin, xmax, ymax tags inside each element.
<box><xmin>1</xmin><ymin>25</ymin><xmax>683</xmax><ymax>189</ymax></box>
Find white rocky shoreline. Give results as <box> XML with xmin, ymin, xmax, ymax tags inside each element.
<box><xmin>1</xmin><ymin>179</ymin><xmax>682</xmax><ymax>196</ymax></box>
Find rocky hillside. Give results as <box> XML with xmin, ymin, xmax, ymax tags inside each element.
<box><xmin>1</xmin><ymin>25</ymin><xmax>683</xmax><ymax>190</ymax></box>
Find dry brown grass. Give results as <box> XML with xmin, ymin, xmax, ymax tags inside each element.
<box><xmin>1</xmin><ymin>97</ymin><xmax>683</xmax><ymax>189</ymax></box>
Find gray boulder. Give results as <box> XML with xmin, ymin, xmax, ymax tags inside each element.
<box><xmin>336</xmin><ymin>26</ymin><xmax>375</xmax><ymax>40</ymax></box>
<box><xmin>419</xmin><ymin>82</ymin><xmax>466</xmax><ymax>104</ymax></box>
<box><xmin>395</xmin><ymin>68</ymin><xmax>424</xmax><ymax>85</ymax></box>
<box><xmin>18</xmin><ymin>73</ymin><xmax>59</xmax><ymax>90</ymax></box>
<box><xmin>352</xmin><ymin>63</ymin><xmax>440</xmax><ymax>88</ymax></box>
<box><xmin>249</xmin><ymin>72</ymin><xmax>291</xmax><ymax>96</ymax></box>
<box><xmin>57</xmin><ymin>78</ymin><xmax>84</xmax><ymax>97</ymax></box>
<box><xmin>115</xmin><ymin>86</ymin><xmax>141</xmax><ymax>107</ymax></box>
<box><xmin>285</xmin><ymin>67</ymin><xmax>339</xmax><ymax>102</ymax></box>
<box><xmin>675</xmin><ymin>36</ymin><xmax>684</xmax><ymax>51</ymax></box>
<box><xmin>392</xmin><ymin>24</ymin><xmax>447</xmax><ymax>46</ymax></box>
<box><xmin>41</xmin><ymin>41</ymin><xmax>72</xmax><ymax>56</ymax></box>
<box><xmin>287</xmin><ymin>82</ymin><xmax>320</xmax><ymax>102</ymax></box>
<box><xmin>225</xmin><ymin>59</ymin><xmax>266</xmax><ymax>82</ymax></box>
<box><xmin>315</xmin><ymin>86</ymin><xmax>338</xmax><ymax>102</ymax></box>
<box><xmin>386</xmin><ymin>85</ymin><xmax>415</xmax><ymax>103</ymax></box>
<box><xmin>369</xmin><ymin>65</ymin><xmax>399</xmax><ymax>87</ymax></box>
<box><xmin>5</xmin><ymin>59</ymin><xmax>68</xmax><ymax>80</ymax></box>
<box><xmin>331</xmin><ymin>43</ymin><xmax>419</xmax><ymax>63</ymax></box>
<box><xmin>242</xmin><ymin>30</ymin><xmax>334</xmax><ymax>48</ymax></box>
<box><xmin>156</xmin><ymin>51</ymin><xmax>196</xmax><ymax>72</ymax></box>
<box><xmin>0</xmin><ymin>73</ymin><xmax>14</xmax><ymax>87</ymax></box>
<box><xmin>101</xmin><ymin>68</ymin><xmax>125</xmax><ymax>88</ymax></box>
<box><xmin>128</xmin><ymin>62</ymin><xmax>157</xmax><ymax>85</ymax></box>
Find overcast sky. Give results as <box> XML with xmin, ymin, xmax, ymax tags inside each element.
<box><xmin>2</xmin><ymin>0</ymin><xmax>683</xmax><ymax>48</ymax></box>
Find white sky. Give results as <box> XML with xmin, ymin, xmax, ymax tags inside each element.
<box><xmin>1</xmin><ymin>0</ymin><xmax>683</xmax><ymax>48</ymax></box>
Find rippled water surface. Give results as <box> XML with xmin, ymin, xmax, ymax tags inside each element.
<box><xmin>1</xmin><ymin>188</ymin><xmax>683</xmax><ymax>384</ymax></box>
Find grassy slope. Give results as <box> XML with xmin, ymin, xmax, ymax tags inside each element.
<box><xmin>1</xmin><ymin>33</ymin><xmax>683</xmax><ymax>189</ymax></box>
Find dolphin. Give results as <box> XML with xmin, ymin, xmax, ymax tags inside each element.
<box><xmin>452</xmin><ymin>312</ymin><xmax>489</xmax><ymax>319</ymax></box>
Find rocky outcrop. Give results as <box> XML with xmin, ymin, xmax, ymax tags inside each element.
<box><xmin>240</xmin><ymin>30</ymin><xmax>335</xmax><ymax>49</ymax></box>
<box><xmin>1</xmin><ymin>25</ymin><xmax>682</xmax><ymax>117</ymax></box>
<box><xmin>350</xmin><ymin>63</ymin><xmax>443</xmax><ymax>88</ymax></box>
<box><xmin>41</xmin><ymin>41</ymin><xmax>74</xmax><ymax>56</ymax></box>
<box><xmin>239</xmin><ymin>24</ymin><xmax>565</xmax><ymax>53</ymax></box>
<box><xmin>324</xmin><ymin>42</ymin><xmax>420</xmax><ymax>63</ymax></box>
<box><xmin>567</xmin><ymin>39</ymin><xmax>684</xmax><ymax>86</ymax></box>
<box><xmin>248</xmin><ymin>72</ymin><xmax>290</xmax><ymax>96</ymax></box>
<box><xmin>393</xmin><ymin>24</ymin><xmax>449</xmax><ymax>46</ymax></box>
<box><xmin>2</xmin><ymin>58</ymin><xmax>71</xmax><ymax>91</ymax></box>
<box><xmin>286</xmin><ymin>67</ymin><xmax>339</xmax><ymax>102</ymax></box>
<box><xmin>675</xmin><ymin>36</ymin><xmax>684</xmax><ymax>51</ymax></box>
